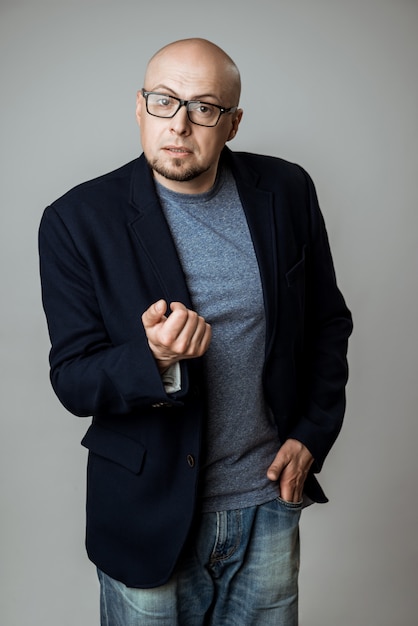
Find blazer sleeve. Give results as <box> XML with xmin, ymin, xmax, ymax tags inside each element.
<box><xmin>287</xmin><ymin>168</ymin><xmax>353</xmax><ymax>471</ymax></box>
<box><xmin>39</xmin><ymin>204</ymin><xmax>185</xmax><ymax>417</ymax></box>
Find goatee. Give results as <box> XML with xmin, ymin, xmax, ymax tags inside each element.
<box><xmin>146</xmin><ymin>156</ymin><xmax>210</xmax><ymax>183</ymax></box>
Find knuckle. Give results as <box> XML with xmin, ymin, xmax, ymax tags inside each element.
<box><xmin>159</xmin><ymin>327</ymin><xmax>176</xmax><ymax>347</ymax></box>
<box><xmin>172</xmin><ymin>309</ymin><xmax>188</xmax><ymax>326</ymax></box>
<box><xmin>189</xmin><ymin>311</ymin><xmax>199</xmax><ymax>326</ymax></box>
<box><xmin>176</xmin><ymin>337</ymin><xmax>190</xmax><ymax>354</ymax></box>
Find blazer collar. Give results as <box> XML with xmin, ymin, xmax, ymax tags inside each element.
<box><xmin>128</xmin><ymin>155</ymin><xmax>193</xmax><ymax>307</ymax></box>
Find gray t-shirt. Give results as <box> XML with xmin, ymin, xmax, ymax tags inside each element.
<box><xmin>156</xmin><ymin>166</ymin><xmax>279</xmax><ymax>512</ymax></box>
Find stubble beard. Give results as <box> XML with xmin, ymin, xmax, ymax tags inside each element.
<box><xmin>147</xmin><ymin>155</ymin><xmax>210</xmax><ymax>183</ymax></box>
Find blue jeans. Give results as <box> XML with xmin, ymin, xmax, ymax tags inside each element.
<box><xmin>98</xmin><ymin>498</ymin><xmax>301</xmax><ymax>625</ymax></box>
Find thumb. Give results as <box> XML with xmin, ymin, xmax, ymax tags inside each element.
<box><xmin>142</xmin><ymin>299</ymin><xmax>167</xmax><ymax>328</ymax></box>
<box><xmin>267</xmin><ymin>452</ymin><xmax>287</xmax><ymax>482</ymax></box>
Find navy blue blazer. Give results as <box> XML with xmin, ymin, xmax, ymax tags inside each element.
<box><xmin>39</xmin><ymin>148</ymin><xmax>352</xmax><ymax>588</ymax></box>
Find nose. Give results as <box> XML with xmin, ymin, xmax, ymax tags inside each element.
<box><xmin>169</xmin><ymin>104</ymin><xmax>191</xmax><ymax>135</ymax></box>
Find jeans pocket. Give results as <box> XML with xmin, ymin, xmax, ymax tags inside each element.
<box><xmin>277</xmin><ymin>496</ymin><xmax>304</xmax><ymax>510</ymax></box>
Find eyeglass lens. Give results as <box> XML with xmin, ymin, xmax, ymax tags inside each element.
<box><xmin>146</xmin><ymin>93</ymin><xmax>221</xmax><ymax>126</ymax></box>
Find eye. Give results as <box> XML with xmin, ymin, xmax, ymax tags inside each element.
<box><xmin>156</xmin><ymin>96</ymin><xmax>172</xmax><ymax>107</ymax></box>
<box><xmin>197</xmin><ymin>103</ymin><xmax>216</xmax><ymax>116</ymax></box>
<box><xmin>189</xmin><ymin>102</ymin><xmax>217</xmax><ymax>118</ymax></box>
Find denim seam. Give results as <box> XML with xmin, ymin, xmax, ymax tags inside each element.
<box><xmin>210</xmin><ymin>510</ymin><xmax>242</xmax><ymax>565</ymax></box>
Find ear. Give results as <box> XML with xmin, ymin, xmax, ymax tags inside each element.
<box><xmin>227</xmin><ymin>108</ymin><xmax>243</xmax><ymax>142</ymax></box>
<box><xmin>135</xmin><ymin>90</ymin><xmax>143</xmax><ymax>127</ymax></box>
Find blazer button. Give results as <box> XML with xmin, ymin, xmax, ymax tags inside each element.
<box><xmin>187</xmin><ymin>454</ymin><xmax>195</xmax><ymax>468</ymax></box>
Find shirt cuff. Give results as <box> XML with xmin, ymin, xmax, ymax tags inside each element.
<box><xmin>161</xmin><ymin>362</ymin><xmax>181</xmax><ymax>394</ymax></box>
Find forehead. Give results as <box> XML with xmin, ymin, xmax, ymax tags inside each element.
<box><xmin>145</xmin><ymin>47</ymin><xmax>232</xmax><ymax>101</ymax></box>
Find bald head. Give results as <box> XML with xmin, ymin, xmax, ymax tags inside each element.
<box><xmin>144</xmin><ymin>38</ymin><xmax>241</xmax><ymax>106</ymax></box>
<box><xmin>137</xmin><ymin>38</ymin><xmax>243</xmax><ymax>194</ymax></box>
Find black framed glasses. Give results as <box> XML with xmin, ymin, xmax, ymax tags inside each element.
<box><xmin>141</xmin><ymin>89</ymin><xmax>238</xmax><ymax>127</ymax></box>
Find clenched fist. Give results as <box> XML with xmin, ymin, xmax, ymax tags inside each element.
<box><xmin>142</xmin><ymin>300</ymin><xmax>212</xmax><ymax>373</ymax></box>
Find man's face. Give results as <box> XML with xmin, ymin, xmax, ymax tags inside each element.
<box><xmin>136</xmin><ymin>43</ymin><xmax>242</xmax><ymax>194</ymax></box>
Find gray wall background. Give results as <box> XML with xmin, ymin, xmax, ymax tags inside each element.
<box><xmin>1</xmin><ymin>0</ymin><xmax>417</xmax><ymax>624</ymax></box>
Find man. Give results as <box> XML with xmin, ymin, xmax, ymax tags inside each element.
<box><xmin>39</xmin><ymin>38</ymin><xmax>352</xmax><ymax>625</ymax></box>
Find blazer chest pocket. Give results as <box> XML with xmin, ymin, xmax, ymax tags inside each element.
<box><xmin>81</xmin><ymin>423</ymin><xmax>146</xmax><ymax>475</ymax></box>
<box><xmin>285</xmin><ymin>247</ymin><xmax>306</xmax><ymax>287</ymax></box>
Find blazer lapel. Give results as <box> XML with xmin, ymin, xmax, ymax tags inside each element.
<box><xmin>228</xmin><ymin>152</ymin><xmax>279</xmax><ymax>354</ymax></box>
<box><xmin>128</xmin><ymin>156</ymin><xmax>193</xmax><ymax>308</ymax></box>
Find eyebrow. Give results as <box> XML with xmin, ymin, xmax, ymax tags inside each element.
<box><xmin>149</xmin><ymin>84</ymin><xmax>221</xmax><ymax>103</ymax></box>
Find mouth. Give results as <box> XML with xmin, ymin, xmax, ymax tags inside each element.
<box><xmin>163</xmin><ymin>146</ymin><xmax>193</xmax><ymax>157</ymax></box>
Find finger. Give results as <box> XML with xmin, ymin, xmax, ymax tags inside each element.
<box><xmin>168</xmin><ymin>305</ymin><xmax>203</xmax><ymax>340</ymax></box>
<box><xmin>164</xmin><ymin>310</ymin><xmax>211</xmax><ymax>358</ymax></box>
<box><xmin>197</xmin><ymin>322</ymin><xmax>212</xmax><ymax>353</ymax></box>
<box><xmin>173</xmin><ymin>311</ymin><xmax>208</xmax><ymax>354</ymax></box>
<box><xmin>142</xmin><ymin>299</ymin><xmax>167</xmax><ymax>328</ymax></box>
<box><xmin>196</xmin><ymin>320</ymin><xmax>212</xmax><ymax>352</ymax></box>
<box><xmin>279</xmin><ymin>481</ymin><xmax>296</xmax><ymax>503</ymax></box>
<box><xmin>268</xmin><ymin>461</ymin><xmax>299</xmax><ymax>502</ymax></box>
<box><xmin>184</xmin><ymin>318</ymin><xmax>212</xmax><ymax>356</ymax></box>
<box><xmin>168</xmin><ymin>302</ymin><xmax>203</xmax><ymax>347</ymax></box>
<box><xmin>162</xmin><ymin>307</ymin><xmax>194</xmax><ymax>345</ymax></box>
<box><xmin>169</xmin><ymin>301</ymin><xmax>188</xmax><ymax>313</ymax></box>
